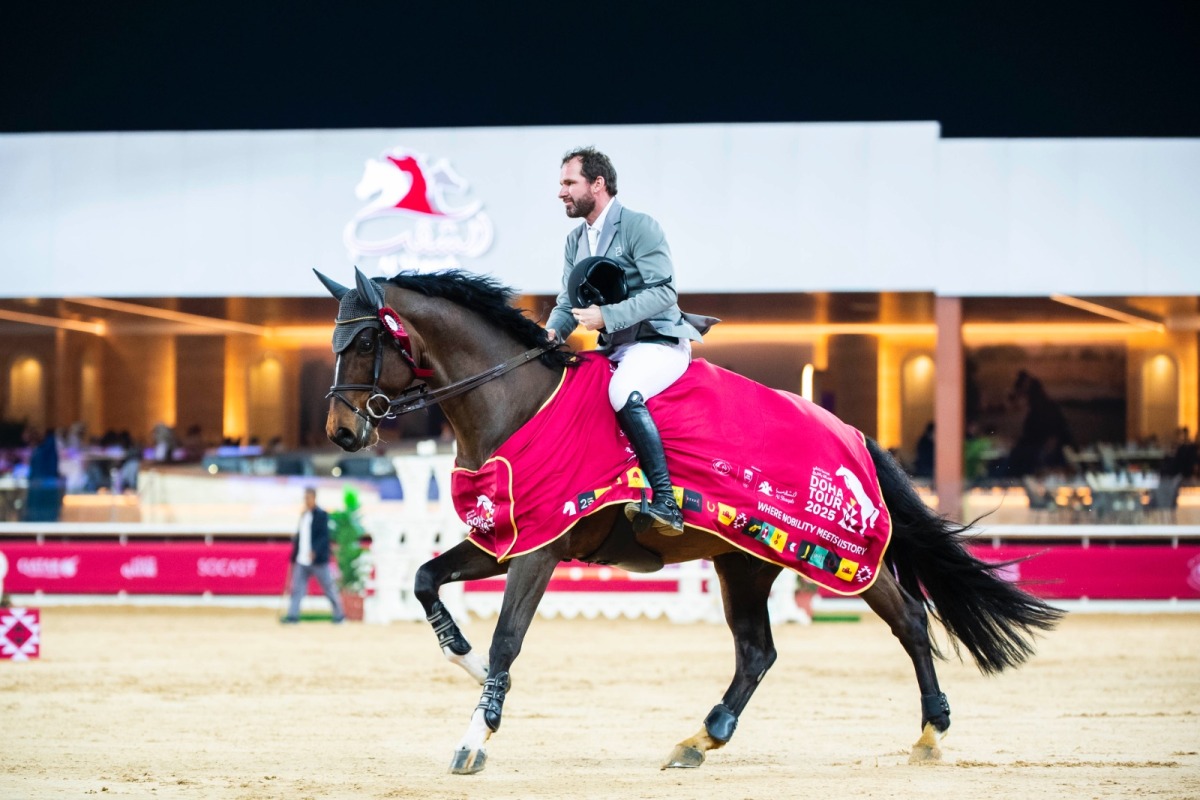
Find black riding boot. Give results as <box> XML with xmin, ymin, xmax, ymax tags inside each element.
<box><xmin>616</xmin><ymin>391</ymin><xmax>685</xmax><ymax>535</ymax></box>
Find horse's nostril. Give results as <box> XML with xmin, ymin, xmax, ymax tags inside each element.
<box><xmin>332</xmin><ymin>427</ymin><xmax>358</xmax><ymax>450</ymax></box>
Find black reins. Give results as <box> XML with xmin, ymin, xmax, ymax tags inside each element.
<box><xmin>326</xmin><ymin>318</ymin><xmax>554</xmax><ymax>421</ymax></box>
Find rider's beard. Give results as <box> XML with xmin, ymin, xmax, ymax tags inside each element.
<box><xmin>565</xmin><ymin>192</ymin><xmax>595</xmax><ymax>219</ymax></box>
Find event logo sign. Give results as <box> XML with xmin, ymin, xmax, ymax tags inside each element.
<box><xmin>344</xmin><ymin>146</ymin><xmax>494</xmax><ymax>274</ymax></box>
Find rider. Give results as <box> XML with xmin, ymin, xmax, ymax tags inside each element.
<box><xmin>545</xmin><ymin>147</ymin><xmax>718</xmax><ymax>535</ymax></box>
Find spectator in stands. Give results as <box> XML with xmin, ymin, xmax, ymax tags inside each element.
<box><xmin>282</xmin><ymin>487</ymin><xmax>345</xmax><ymax>624</ymax></box>
<box><xmin>1005</xmin><ymin>370</ymin><xmax>1073</xmax><ymax>477</ymax></box>
<box><xmin>22</xmin><ymin>428</ymin><xmax>62</xmax><ymax>522</ymax></box>
<box><xmin>181</xmin><ymin>424</ymin><xmax>206</xmax><ymax>462</ymax></box>
<box><xmin>151</xmin><ymin>422</ymin><xmax>175</xmax><ymax>462</ymax></box>
<box><xmin>1165</xmin><ymin>426</ymin><xmax>1198</xmax><ymax>479</ymax></box>
<box><xmin>913</xmin><ymin>422</ymin><xmax>935</xmax><ymax>478</ymax></box>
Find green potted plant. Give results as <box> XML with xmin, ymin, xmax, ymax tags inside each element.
<box><xmin>329</xmin><ymin>487</ymin><xmax>371</xmax><ymax>621</ymax></box>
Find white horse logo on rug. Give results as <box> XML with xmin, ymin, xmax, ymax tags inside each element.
<box><xmin>836</xmin><ymin>465</ymin><xmax>880</xmax><ymax>534</ymax></box>
<box><xmin>466</xmin><ymin>494</ymin><xmax>498</xmax><ymax>533</ymax></box>
<box><xmin>343</xmin><ymin>146</ymin><xmax>494</xmax><ymax>266</ymax></box>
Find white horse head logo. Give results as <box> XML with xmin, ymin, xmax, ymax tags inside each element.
<box><xmin>353</xmin><ymin>148</ymin><xmax>482</xmax><ymax>223</ymax></box>
<box><xmin>344</xmin><ymin>146</ymin><xmax>494</xmax><ymax>262</ymax></box>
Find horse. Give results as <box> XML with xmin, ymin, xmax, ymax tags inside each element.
<box><xmin>316</xmin><ymin>266</ymin><xmax>1063</xmax><ymax>775</ymax></box>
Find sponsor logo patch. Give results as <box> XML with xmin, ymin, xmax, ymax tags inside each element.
<box><xmin>743</xmin><ymin>517</ymin><xmax>768</xmax><ymax>539</ymax></box>
<box><xmin>575</xmin><ymin>486</ymin><xmax>611</xmax><ymax>513</ymax></box>
<box><xmin>626</xmin><ymin>467</ymin><xmax>647</xmax><ymax>489</ymax></box>
<box><xmin>835</xmin><ymin>558</ymin><xmax>859</xmax><ymax>582</ymax></box>
<box><xmin>767</xmin><ymin>528</ymin><xmax>788</xmax><ymax>553</ymax></box>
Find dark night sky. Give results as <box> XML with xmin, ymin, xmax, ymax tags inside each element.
<box><xmin>2</xmin><ymin>1</ymin><xmax>1198</xmax><ymax>137</ymax></box>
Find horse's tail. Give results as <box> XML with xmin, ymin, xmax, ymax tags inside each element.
<box><xmin>866</xmin><ymin>437</ymin><xmax>1064</xmax><ymax>674</ymax></box>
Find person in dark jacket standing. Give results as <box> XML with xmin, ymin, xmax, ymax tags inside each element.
<box><xmin>282</xmin><ymin>487</ymin><xmax>345</xmax><ymax>624</ymax></box>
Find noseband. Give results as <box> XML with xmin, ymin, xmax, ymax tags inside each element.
<box><xmin>326</xmin><ymin>315</ymin><xmax>555</xmax><ymax>423</ymax></box>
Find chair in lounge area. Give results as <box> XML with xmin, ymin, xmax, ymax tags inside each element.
<box><xmin>1146</xmin><ymin>474</ymin><xmax>1183</xmax><ymax>524</ymax></box>
<box><xmin>1021</xmin><ymin>476</ymin><xmax>1056</xmax><ymax>523</ymax></box>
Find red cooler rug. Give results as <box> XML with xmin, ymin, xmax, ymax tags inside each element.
<box><xmin>452</xmin><ymin>354</ymin><xmax>891</xmax><ymax>596</ymax></box>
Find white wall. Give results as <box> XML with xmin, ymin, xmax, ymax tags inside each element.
<box><xmin>1</xmin><ymin>124</ymin><xmax>1197</xmax><ymax>298</ymax></box>
<box><xmin>936</xmin><ymin>138</ymin><xmax>1200</xmax><ymax>296</ymax></box>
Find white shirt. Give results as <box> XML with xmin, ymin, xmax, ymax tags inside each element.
<box><xmin>296</xmin><ymin>510</ymin><xmax>314</xmax><ymax>566</ymax></box>
<box><xmin>586</xmin><ymin>199</ymin><xmax>614</xmax><ymax>256</ymax></box>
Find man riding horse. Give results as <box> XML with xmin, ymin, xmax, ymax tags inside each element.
<box><xmin>547</xmin><ymin>147</ymin><xmax>718</xmax><ymax>535</ymax></box>
<box><xmin>313</xmin><ymin>149</ymin><xmax>1061</xmax><ymax>776</ymax></box>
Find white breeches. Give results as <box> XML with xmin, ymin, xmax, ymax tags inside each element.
<box><xmin>607</xmin><ymin>339</ymin><xmax>692</xmax><ymax>411</ymax></box>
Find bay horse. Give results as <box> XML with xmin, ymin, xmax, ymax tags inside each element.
<box><xmin>317</xmin><ymin>266</ymin><xmax>1062</xmax><ymax>775</ymax></box>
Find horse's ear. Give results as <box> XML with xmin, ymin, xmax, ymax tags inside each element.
<box><xmin>354</xmin><ymin>266</ymin><xmax>386</xmax><ymax>310</ymax></box>
<box><xmin>313</xmin><ymin>269</ymin><xmax>350</xmax><ymax>301</ymax></box>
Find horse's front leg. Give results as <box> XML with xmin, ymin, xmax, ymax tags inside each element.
<box><xmin>414</xmin><ymin>540</ymin><xmax>508</xmax><ymax>685</ymax></box>
<box><xmin>665</xmin><ymin>553</ymin><xmax>782</xmax><ymax>769</ymax></box>
<box><xmin>449</xmin><ymin>539</ymin><xmax>566</xmax><ymax>775</ymax></box>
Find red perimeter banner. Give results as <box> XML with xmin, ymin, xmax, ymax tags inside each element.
<box><xmin>2</xmin><ymin>542</ymin><xmax>292</xmax><ymax>595</ymax></box>
<box><xmin>968</xmin><ymin>543</ymin><xmax>1200</xmax><ymax>600</ymax></box>
<box><xmin>1</xmin><ymin>540</ymin><xmax>1198</xmax><ymax>599</ymax></box>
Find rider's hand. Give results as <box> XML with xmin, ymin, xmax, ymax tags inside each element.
<box><xmin>572</xmin><ymin>305</ymin><xmax>604</xmax><ymax>331</ymax></box>
<box><xmin>546</xmin><ymin>329</ymin><xmax>558</xmax><ymax>342</ymax></box>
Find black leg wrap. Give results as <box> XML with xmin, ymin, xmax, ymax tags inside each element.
<box><xmin>427</xmin><ymin>601</ymin><xmax>472</xmax><ymax>656</ymax></box>
<box><xmin>477</xmin><ymin>671</ymin><xmax>510</xmax><ymax>732</ymax></box>
<box><xmin>921</xmin><ymin>691</ymin><xmax>950</xmax><ymax>728</ymax></box>
<box><xmin>703</xmin><ymin>703</ymin><xmax>739</xmax><ymax>743</ymax></box>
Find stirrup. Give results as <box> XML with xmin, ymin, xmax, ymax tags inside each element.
<box><xmin>624</xmin><ymin>493</ymin><xmax>684</xmax><ymax>536</ymax></box>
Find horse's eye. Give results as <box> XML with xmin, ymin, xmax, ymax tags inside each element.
<box><xmin>357</xmin><ymin>335</ymin><xmax>375</xmax><ymax>353</ymax></box>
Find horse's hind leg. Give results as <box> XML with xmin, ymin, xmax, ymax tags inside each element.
<box><xmin>664</xmin><ymin>553</ymin><xmax>781</xmax><ymax>769</ymax></box>
<box><xmin>414</xmin><ymin>540</ymin><xmax>508</xmax><ymax>685</ymax></box>
<box><xmin>861</xmin><ymin>567</ymin><xmax>951</xmax><ymax>763</ymax></box>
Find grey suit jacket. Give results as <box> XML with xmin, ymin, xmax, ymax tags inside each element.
<box><xmin>545</xmin><ymin>199</ymin><xmax>718</xmax><ymax>350</ymax></box>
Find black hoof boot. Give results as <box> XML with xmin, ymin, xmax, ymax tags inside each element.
<box><xmin>479</xmin><ymin>671</ymin><xmax>510</xmax><ymax>732</ymax></box>
<box><xmin>617</xmin><ymin>392</ymin><xmax>685</xmax><ymax>536</ymax></box>
<box><xmin>921</xmin><ymin>691</ymin><xmax>951</xmax><ymax>733</ymax></box>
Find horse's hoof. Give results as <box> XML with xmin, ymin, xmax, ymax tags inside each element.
<box><xmin>662</xmin><ymin>745</ymin><xmax>705</xmax><ymax>769</ymax></box>
<box><xmin>908</xmin><ymin>722</ymin><xmax>944</xmax><ymax>764</ymax></box>
<box><xmin>449</xmin><ymin>747</ymin><xmax>487</xmax><ymax>774</ymax></box>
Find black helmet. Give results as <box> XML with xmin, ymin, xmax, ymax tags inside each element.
<box><xmin>566</xmin><ymin>256</ymin><xmax>629</xmax><ymax>308</ymax></box>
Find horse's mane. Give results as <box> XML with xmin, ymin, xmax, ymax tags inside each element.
<box><xmin>386</xmin><ymin>269</ymin><xmax>578</xmax><ymax>370</ymax></box>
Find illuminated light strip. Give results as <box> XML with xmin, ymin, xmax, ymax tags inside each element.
<box><xmin>0</xmin><ymin>308</ymin><xmax>106</xmax><ymax>335</ymax></box>
<box><xmin>961</xmin><ymin>322</ymin><xmax>1146</xmax><ymax>342</ymax></box>
<box><xmin>262</xmin><ymin>320</ymin><xmax>1159</xmax><ymax>347</ymax></box>
<box><xmin>265</xmin><ymin>326</ymin><xmax>335</xmax><ymax>346</ymax></box>
<box><xmin>1049</xmin><ymin>294</ymin><xmax>1165</xmax><ymax>332</ymax></box>
<box><xmin>67</xmin><ymin>297</ymin><xmax>269</xmax><ymax>336</ymax></box>
<box><xmin>702</xmin><ymin>323</ymin><xmax>936</xmax><ymax>342</ymax></box>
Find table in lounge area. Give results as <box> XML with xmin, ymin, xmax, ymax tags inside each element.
<box><xmin>1023</xmin><ymin>472</ymin><xmax>1181</xmax><ymax>524</ymax></box>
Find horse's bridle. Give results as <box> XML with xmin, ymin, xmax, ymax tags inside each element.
<box><xmin>326</xmin><ymin>315</ymin><xmax>554</xmax><ymax>422</ymax></box>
